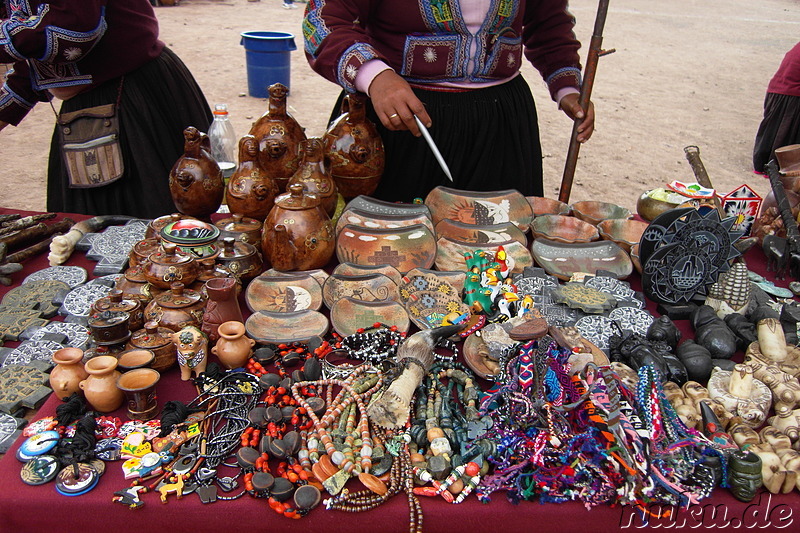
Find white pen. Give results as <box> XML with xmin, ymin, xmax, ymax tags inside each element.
<box><xmin>413</xmin><ymin>115</ymin><xmax>453</xmax><ymax>182</ymax></box>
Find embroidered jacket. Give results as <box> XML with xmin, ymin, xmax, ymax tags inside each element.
<box><xmin>304</xmin><ymin>0</ymin><xmax>582</xmax><ymax>99</ymax></box>
<box><xmin>0</xmin><ymin>0</ymin><xmax>163</xmax><ymax>125</ymax></box>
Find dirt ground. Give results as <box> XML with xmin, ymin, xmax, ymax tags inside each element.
<box><xmin>2</xmin><ymin>0</ymin><xmax>800</xmax><ymax>214</ymax></box>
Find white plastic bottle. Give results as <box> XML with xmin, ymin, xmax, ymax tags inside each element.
<box><xmin>207</xmin><ymin>103</ymin><xmax>237</xmax><ymax>180</ymax></box>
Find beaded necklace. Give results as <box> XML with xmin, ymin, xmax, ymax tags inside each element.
<box><xmin>334</xmin><ymin>323</ymin><xmax>406</xmax><ymax>363</ymax></box>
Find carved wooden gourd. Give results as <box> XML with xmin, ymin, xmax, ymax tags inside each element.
<box><xmin>226</xmin><ymin>134</ymin><xmax>279</xmax><ymax>220</ymax></box>
<box><xmin>248</xmin><ymin>83</ymin><xmax>306</xmax><ymax>193</ymax></box>
<box><xmin>324</xmin><ymin>93</ymin><xmax>384</xmax><ymax>199</ymax></box>
<box><xmin>287</xmin><ymin>137</ymin><xmax>338</xmax><ymax>216</ymax></box>
<box><xmin>168</xmin><ymin>126</ymin><xmax>224</xmax><ymax>219</ymax></box>
<box><xmin>262</xmin><ymin>183</ymin><xmax>335</xmax><ymax>272</ymax></box>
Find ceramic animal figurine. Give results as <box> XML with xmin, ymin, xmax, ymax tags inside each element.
<box><xmin>768</xmin><ymin>406</ymin><xmax>800</xmax><ymax>444</ymax></box>
<box><xmin>226</xmin><ymin>134</ymin><xmax>279</xmax><ymax>220</ymax></box>
<box><xmin>744</xmin><ymin>343</ymin><xmax>800</xmax><ymax>413</ymax></box>
<box><xmin>168</xmin><ymin>126</ymin><xmax>224</xmax><ymax>220</ymax></box>
<box><xmin>748</xmin><ymin>426</ymin><xmax>799</xmax><ymax>493</ymax></box>
<box><xmin>172</xmin><ymin>325</ymin><xmax>208</xmax><ymax>381</ymax></box>
<box><xmin>708</xmin><ymin>365</ymin><xmax>772</xmax><ymax>427</ymax></box>
<box><xmin>249</xmin><ymin>83</ymin><xmax>306</xmax><ymax>193</ymax></box>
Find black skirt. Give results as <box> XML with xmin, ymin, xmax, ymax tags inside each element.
<box><xmin>753</xmin><ymin>92</ymin><xmax>800</xmax><ymax>173</ymax></box>
<box><xmin>47</xmin><ymin>47</ymin><xmax>212</xmax><ymax>218</ymax></box>
<box><xmin>330</xmin><ymin>75</ymin><xmax>543</xmax><ymax>203</ymax></box>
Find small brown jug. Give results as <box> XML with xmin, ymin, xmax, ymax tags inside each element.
<box><xmin>226</xmin><ymin>135</ymin><xmax>279</xmax><ymax>220</ymax></box>
<box><xmin>249</xmin><ymin>83</ymin><xmax>307</xmax><ymax>193</ymax></box>
<box><xmin>79</xmin><ymin>355</ymin><xmax>124</xmax><ymax>413</ymax></box>
<box><xmin>50</xmin><ymin>347</ymin><xmax>89</xmax><ymax>400</ymax></box>
<box><xmin>211</xmin><ymin>321</ymin><xmax>255</xmax><ymax>369</ymax></box>
<box><xmin>287</xmin><ymin>137</ymin><xmax>338</xmax><ymax>216</ymax></box>
<box><xmin>168</xmin><ymin>126</ymin><xmax>225</xmax><ymax>219</ymax></box>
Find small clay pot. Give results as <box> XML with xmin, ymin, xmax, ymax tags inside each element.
<box><xmin>117</xmin><ymin>368</ymin><xmax>161</xmax><ymax>421</ymax></box>
<box><xmin>143</xmin><ymin>282</ymin><xmax>205</xmax><ymax>332</ymax></box>
<box><xmin>116</xmin><ymin>349</ymin><xmax>156</xmax><ymax>372</ymax></box>
<box><xmin>143</xmin><ymin>243</ymin><xmax>199</xmax><ymax>290</ymax></box>
<box><xmin>215</xmin><ymin>213</ymin><xmax>264</xmax><ymax>252</ymax></box>
<box><xmin>212</xmin><ymin>321</ymin><xmax>255</xmax><ymax>369</ymax></box>
<box><xmin>115</xmin><ymin>264</ymin><xmax>163</xmax><ymax>303</ymax></box>
<box><xmin>50</xmin><ymin>347</ymin><xmax>88</xmax><ymax>400</ymax></box>
<box><xmin>127</xmin><ymin>321</ymin><xmax>178</xmax><ymax>373</ymax></box>
<box><xmin>215</xmin><ymin>237</ymin><xmax>263</xmax><ymax>282</ymax></box>
<box><xmin>92</xmin><ymin>289</ymin><xmax>144</xmax><ymax>332</ymax></box>
<box><xmin>129</xmin><ymin>238</ymin><xmax>161</xmax><ymax>268</ymax></box>
<box><xmin>88</xmin><ymin>310</ymin><xmax>131</xmax><ymax>346</ymax></box>
<box><xmin>79</xmin><ymin>355</ymin><xmax>124</xmax><ymax>413</ymax></box>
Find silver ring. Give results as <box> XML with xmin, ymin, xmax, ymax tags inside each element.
<box><xmin>388</xmin><ymin>113</ymin><xmax>399</xmax><ymax>119</ymax></box>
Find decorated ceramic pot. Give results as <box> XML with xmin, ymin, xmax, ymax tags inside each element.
<box><xmin>226</xmin><ymin>134</ymin><xmax>279</xmax><ymax>220</ymax></box>
<box><xmin>202</xmin><ymin>277</ymin><xmax>243</xmax><ymax>343</ymax></box>
<box><xmin>249</xmin><ymin>83</ymin><xmax>306</xmax><ymax>193</ymax></box>
<box><xmin>126</xmin><ymin>321</ymin><xmax>178</xmax><ymax>372</ymax></box>
<box><xmin>168</xmin><ymin>126</ymin><xmax>224</xmax><ymax>219</ymax></box>
<box><xmin>215</xmin><ymin>237</ymin><xmax>264</xmax><ymax>282</ymax></box>
<box><xmin>262</xmin><ymin>183</ymin><xmax>336</xmax><ymax>272</ymax></box>
<box><xmin>215</xmin><ymin>213</ymin><xmax>264</xmax><ymax>252</ymax></box>
<box><xmin>129</xmin><ymin>238</ymin><xmax>161</xmax><ymax>268</ymax></box>
<box><xmin>143</xmin><ymin>282</ymin><xmax>206</xmax><ymax>332</ymax></box>
<box><xmin>424</xmin><ymin>186</ymin><xmax>533</xmax><ymax>230</ymax></box>
<box><xmin>91</xmin><ymin>289</ymin><xmax>144</xmax><ymax>332</ymax></box>
<box><xmin>336</xmin><ymin>223</ymin><xmax>436</xmax><ymax>274</ymax></box>
<box><xmin>212</xmin><ymin>321</ymin><xmax>255</xmax><ymax>369</ymax></box>
<box><xmin>160</xmin><ymin>219</ymin><xmax>221</xmax><ymax>261</ymax></box>
<box><xmin>287</xmin><ymin>137</ymin><xmax>338</xmax><ymax>216</ymax></box>
<box><xmin>143</xmin><ymin>243</ymin><xmax>199</xmax><ymax>290</ymax></box>
<box><xmin>145</xmin><ymin>213</ymin><xmax>196</xmax><ymax>240</ymax></box>
<box><xmin>324</xmin><ymin>93</ymin><xmax>384</xmax><ymax>199</ymax></box>
<box><xmin>116</xmin><ymin>264</ymin><xmax>163</xmax><ymax>303</ymax></box>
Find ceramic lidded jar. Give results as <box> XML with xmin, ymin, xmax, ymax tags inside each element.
<box><xmin>262</xmin><ymin>183</ymin><xmax>336</xmax><ymax>272</ymax></box>
<box><xmin>287</xmin><ymin>137</ymin><xmax>338</xmax><ymax>216</ymax></box>
<box><xmin>116</xmin><ymin>264</ymin><xmax>163</xmax><ymax>304</ymax></box>
<box><xmin>50</xmin><ymin>347</ymin><xmax>89</xmax><ymax>400</ymax></box>
<box><xmin>226</xmin><ymin>135</ymin><xmax>279</xmax><ymax>220</ymax></box>
<box><xmin>144</xmin><ymin>243</ymin><xmax>199</xmax><ymax>290</ymax></box>
<box><xmin>143</xmin><ymin>282</ymin><xmax>206</xmax><ymax>333</ymax></box>
<box><xmin>202</xmin><ymin>277</ymin><xmax>243</xmax><ymax>343</ymax></box>
<box><xmin>145</xmin><ymin>213</ymin><xmax>195</xmax><ymax>240</ymax></box>
<box><xmin>215</xmin><ymin>213</ymin><xmax>263</xmax><ymax>252</ymax></box>
<box><xmin>88</xmin><ymin>310</ymin><xmax>131</xmax><ymax>346</ymax></box>
<box><xmin>91</xmin><ymin>289</ymin><xmax>144</xmax><ymax>332</ymax></box>
<box><xmin>211</xmin><ymin>321</ymin><xmax>255</xmax><ymax>369</ymax></box>
<box><xmin>324</xmin><ymin>93</ymin><xmax>385</xmax><ymax>199</ymax></box>
<box><xmin>126</xmin><ymin>321</ymin><xmax>178</xmax><ymax>372</ymax></box>
<box><xmin>79</xmin><ymin>355</ymin><xmax>124</xmax><ymax>413</ymax></box>
<box><xmin>129</xmin><ymin>238</ymin><xmax>161</xmax><ymax>268</ymax></box>
<box><xmin>168</xmin><ymin>126</ymin><xmax>225</xmax><ymax>220</ymax></box>
<box><xmin>249</xmin><ymin>83</ymin><xmax>307</xmax><ymax>193</ymax></box>
<box><xmin>160</xmin><ymin>219</ymin><xmax>221</xmax><ymax>262</ymax></box>
<box><xmin>215</xmin><ymin>237</ymin><xmax>264</xmax><ymax>282</ymax></box>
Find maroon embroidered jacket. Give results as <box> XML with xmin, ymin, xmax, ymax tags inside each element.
<box><xmin>0</xmin><ymin>0</ymin><xmax>163</xmax><ymax>125</ymax></box>
<box><xmin>304</xmin><ymin>0</ymin><xmax>582</xmax><ymax>99</ymax></box>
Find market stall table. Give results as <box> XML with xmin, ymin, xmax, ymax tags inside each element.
<box><xmin>0</xmin><ymin>208</ymin><xmax>798</xmax><ymax>532</ymax></box>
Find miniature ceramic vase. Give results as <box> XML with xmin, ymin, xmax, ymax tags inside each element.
<box><xmin>324</xmin><ymin>93</ymin><xmax>384</xmax><ymax>199</ymax></box>
<box><xmin>287</xmin><ymin>137</ymin><xmax>338</xmax><ymax>216</ymax></box>
<box><xmin>117</xmin><ymin>368</ymin><xmax>161</xmax><ymax>421</ymax></box>
<box><xmin>168</xmin><ymin>126</ymin><xmax>225</xmax><ymax>220</ymax></box>
<box><xmin>79</xmin><ymin>355</ymin><xmax>124</xmax><ymax>413</ymax></box>
<box><xmin>226</xmin><ymin>134</ymin><xmax>279</xmax><ymax>220</ymax></box>
<box><xmin>127</xmin><ymin>321</ymin><xmax>178</xmax><ymax>372</ymax></box>
<box><xmin>262</xmin><ymin>183</ymin><xmax>336</xmax><ymax>271</ymax></box>
<box><xmin>249</xmin><ymin>83</ymin><xmax>306</xmax><ymax>193</ymax></box>
<box><xmin>202</xmin><ymin>277</ymin><xmax>243</xmax><ymax>343</ymax></box>
<box><xmin>172</xmin><ymin>325</ymin><xmax>209</xmax><ymax>381</ymax></box>
<box><xmin>143</xmin><ymin>282</ymin><xmax>206</xmax><ymax>332</ymax></box>
<box><xmin>50</xmin><ymin>347</ymin><xmax>88</xmax><ymax>400</ymax></box>
<box><xmin>211</xmin><ymin>321</ymin><xmax>255</xmax><ymax>369</ymax></box>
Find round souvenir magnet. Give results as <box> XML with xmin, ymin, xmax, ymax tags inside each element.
<box><xmin>20</xmin><ymin>455</ymin><xmax>60</xmax><ymax>485</ymax></box>
<box><xmin>89</xmin><ymin>458</ymin><xmax>106</xmax><ymax>477</ymax></box>
<box><xmin>16</xmin><ymin>446</ymin><xmax>36</xmax><ymax>463</ymax></box>
<box><xmin>19</xmin><ymin>430</ymin><xmax>60</xmax><ymax>458</ymax></box>
<box><xmin>55</xmin><ymin>463</ymin><xmax>99</xmax><ymax>496</ymax></box>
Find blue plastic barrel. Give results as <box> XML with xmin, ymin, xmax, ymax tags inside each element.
<box><xmin>240</xmin><ymin>31</ymin><xmax>297</xmax><ymax>98</ymax></box>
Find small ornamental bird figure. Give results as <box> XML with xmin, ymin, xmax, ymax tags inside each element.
<box><xmin>367</xmin><ymin>324</ymin><xmax>463</xmax><ymax>429</ymax></box>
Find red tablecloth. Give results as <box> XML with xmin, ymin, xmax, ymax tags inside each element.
<box><xmin>0</xmin><ymin>208</ymin><xmax>798</xmax><ymax>532</ymax></box>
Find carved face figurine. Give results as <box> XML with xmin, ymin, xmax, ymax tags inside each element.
<box><xmin>729</xmin><ymin>421</ymin><xmax>761</xmax><ymax>449</ymax></box>
<box><xmin>172</xmin><ymin>325</ymin><xmax>208</xmax><ymax>381</ymax></box>
<box><xmin>682</xmin><ymin>381</ymin><xmax>710</xmax><ymax>402</ymax></box>
<box><xmin>264</xmin><ymin>137</ymin><xmax>288</xmax><ymax>158</ymax></box>
<box><xmin>728</xmin><ymin>451</ymin><xmax>763</xmax><ymax>502</ymax></box>
<box><xmin>759</xmin><ymin>425</ymin><xmax>793</xmax><ymax>449</ymax></box>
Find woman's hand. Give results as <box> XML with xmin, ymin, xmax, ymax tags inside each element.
<box><xmin>368</xmin><ymin>70</ymin><xmax>431</xmax><ymax>136</ymax></box>
<box><xmin>559</xmin><ymin>93</ymin><xmax>595</xmax><ymax>143</ymax></box>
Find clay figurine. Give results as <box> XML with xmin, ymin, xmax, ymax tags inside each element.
<box><xmin>168</xmin><ymin>127</ymin><xmax>224</xmax><ymax>220</ymax></box>
<box><xmin>286</xmin><ymin>137</ymin><xmax>338</xmax><ymax>216</ymax></box>
<box><xmin>172</xmin><ymin>325</ymin><xmax>208</xmax><ymax>381</ymax></box>
<box><xmin>690</xmin><ymin>304</ymin><xmax>737</xmax><ymax>359</ymax></box>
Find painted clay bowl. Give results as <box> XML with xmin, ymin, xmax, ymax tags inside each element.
<box><xmin>527</xmin><ymin>196</ymin><xmax>571</xmax><ymax>217</ymax></box>
<box><xmin>321</xmin><ymin>273</ymin><xmax>400</xmax><ymax>309</ymax></box>
<box><xmin>403</xmin><ymin>289</ymin><xmax>471</xmax><ymax>330</ymax></box>
<box><xmin>571</xmin><ymin>200</ymin><xmax>632</xmax><ymax>226</ymax></box>
<box><xmin>530</xmin><ymin>215</ymin><xmax>599</xmax><ymax>244</ymax></box>
<box><xmin>330</xmin><ymin>298</ymin><xmax>410</xmax><ymax>336</ymax></box>
<box><xmin>331</xmin><ymin>262</ymin><xmax>403</xmax><ymax>287</ymax></box>
<box><xmin>636</xmin><ymin>188</ymin><xmax>683</xmax><ymax>222</ymax></box>
<box><xmin>399</xmin><ymin>269</ymin><xmax>462</xmax><ymax>304</ymax></box>
<box><xmin>346</xmin><ymin>195</ymin><xmax>432</xmax><ymax>219</ymax></box>
<box><xmin>335</xmin><ymin>206</ymin><xmax>434</xmax><ymax>236</ymax></box>
<box><xmin>435</xmin><ymin>236</ymin><xmax>533</xmax><ymax>274</ymax></box>
<box><xmin>245</xmin><ymin>272</ymin><xmax>323</xmax><ymax>313</ymax></box>
<box><xmin>403</xmin><ymin>267</ymin><xmax>466</xmax><ymax>296</ymax></box>
<box><xmin>434</xmin><ymin>218</ymin><xmax>527</xmax><ymax>246</ymax></box>
<box><xmin>424</xmin><ymin>186</ymin><xmax>533</xmax><ymax>230</ymax></box>
<box><xmin>262</xmin><ymin>268</ymin><xmax>329</xmax><ymax>289</ymax></box>
<box><xmin>336</xmin><ymin>223</ymin><xmax>436</xmax><ymax>274</ymax></box>
<box><xmin>245</xmin><ymin>309</ymin><xmax>329</xmax><ymax>345</ymax></box>
<box><xmin>530</xmin><ymin>237</ymin><xmax>633</xmax><ymax>281</ymax></box>
<box><xmin>597</xmin><ymin>218</ymin><xmax>650</xmax><ymax>253</ymax></box>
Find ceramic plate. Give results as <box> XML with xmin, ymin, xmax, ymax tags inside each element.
<box><xmin>335</xmin><ymin>207</ymin><xmax>434</xmax><ymax>236</ymax></box>
<box><xmin>403</xmin><ymin>289</ymin><xmax>471</xmax><ymax>330</ymax></box>
<box><xmin>262</xmin><ymin>268</ymin><xmax>329</xmax><ymax>288</ymax></box>
<box><xmin>336</xmin><ymin>223</ymin><xmax>436</xmax><ymax>274</ymax></box>
<box><xmin>321</xmin><ymin>273</ymin><xmax>400</xmax><ymax>309</ymax></box>
<box><xmin>424</xmin><ymin>186</ymin><xmax>533</xmax><ymax>230</ymax></box>
<box><xmin>330</xmin><ymin>298</ymin><xmax>410</xmax><ymax>336</ymax></box>
<box><xmin>346</xmin><ymin>195</ymin><xmax>432</xmax><ymax>218</ymax></box>
<box><xmin>404</xmin><ymin>268</ymin><xmax>466</xmax><ymax>296</ymax></box>
<box><xmin>332</xmin><ymin>262</ymin><xmax>403</xmax><ymax>286</ymax></box>
<box><xmin>245</xmin><ymin>310</ymin><xmax>329</xmax><ymax>345</ymax></box>
<box><xmin>434</xmin><ymin>219</ymin><xmax>527</xmax><ymax>246</ymax></box>
<box><xmin>435</xmin><ymin>236</ymin><xmax>533</xmax><ymax>274</ymax></box>
<box><xmin>530</xmin><ymin>238</ymin><xmax>632</xmax><ymax>281</ymax></box>
<box><xmin>245</xmin><ymin>272</ymin><xmax>323</xmax><ymax>313</ymax></box>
